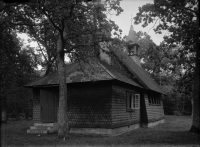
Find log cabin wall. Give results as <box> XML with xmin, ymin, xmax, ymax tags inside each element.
<box><xmin>111</xmin><ymin>81</ymin><xmax>141</xmax><ymax>128</ymax></box>
<box><xmin>66</xmin><ymin>81</ymin><xmax>112</xmax><ymax>128</ymax></box>
<box><xmin>32</xmin><ymin>81</ymin><xmax>112</xmax><ymax>127</ymax></box>
<box><xmin>32</xmin><ymin>82</ymin><xmax>164</xmax><ymax>127</ymax></box>
<box><xmin>144</xmin><ymin>93</ymin><xmax>164</xmax><ymax>122</ymax></box>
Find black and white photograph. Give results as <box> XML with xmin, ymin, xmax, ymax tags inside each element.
<box><xmin>1</xmin><ymin>0</ymin><xmax>199</xmax><ymax>146</ymax></box>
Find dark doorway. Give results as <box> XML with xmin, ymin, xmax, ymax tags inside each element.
<box><xmin>40</xmin><ymin>89</ymin><xmax>57</xmax><ymax>123</ymax></box>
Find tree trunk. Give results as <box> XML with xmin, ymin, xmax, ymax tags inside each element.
<box><xmin>1</xmin><ymin>98</ymin><xmax>7</xmax><ymax>123</ymax></box>
<box><xmin>1</xmin><ymin>109</ymin><xmax>7</xmax><ymax>123</ymax></box>
<box><xmin>57</xmin><ymin>35</ymin><xmax>69</xmax><ymax>138</ymax></box>
<box><xmin>190</xmin><ymin>11</ymin><xmax>200</xmax><ymax>134</ymax></box>
<box><xmin>182</xmin><ymin>102</ymin><xmax>185</xmax><ymax>114</ymax></box>
<box><xmin>191</xmin><ymin>98</ymin><xmax>193</xmax><ymax>117</ymax></box>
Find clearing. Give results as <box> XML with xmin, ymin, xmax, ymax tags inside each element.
<box><xmin>1</xmin><ymin>115</ymin><xmax>200</xmax><ymax>147</ymax></box>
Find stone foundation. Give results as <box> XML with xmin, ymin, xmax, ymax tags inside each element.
<box><xmin>70</xmin><ymin>123</ymin><xmax>140</xmax><ymax>136</ymax></box>
<box><xmin>27</xmin><ymin>119</ymin><xmax>165</xmax><ymax>135</ymax></box>
<box><xmin>148</xmin><ymin>119</ymin><xmax>165</xmax><ymax>128</ymax></box>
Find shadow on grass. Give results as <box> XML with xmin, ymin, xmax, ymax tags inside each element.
<box><xmin>1</xmin><ymin>116</ymin><xmax>200</xmax><ymax>146</ymax></box>
<box><xmin>2</xmin><ymin>128</ymin><xmax>200</xmax><ymax>146</ymax></box>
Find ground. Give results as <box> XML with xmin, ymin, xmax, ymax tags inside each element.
<box><xmin>1</xmin><ymin>115</ymin><xmax>200</xmax><ymax>147</ymax></box>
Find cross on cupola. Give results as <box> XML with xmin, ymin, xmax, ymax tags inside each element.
<box><xmin>127</xmin><ymin>15</ymin><xmax>141</xmax><ymax>67</ymax></box>
<box><xmin>130</xmin><ymin>14</ymin><xmax>133</xmax><ymax>25</ymax></box>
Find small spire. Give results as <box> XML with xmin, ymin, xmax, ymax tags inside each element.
<box><xmin>127</xmin><ymin>14</ymin><xmax>137</xmax><ymax>43</ymax></box>
<box><xmin>127</xmin><ymin>25</ymin><xmax>137</xmax><ymax>43</ymax></box>
<box><xmin>127</xmin><ymin>15</ymin><xmax>141</xmax><ymax>67</ymax></box>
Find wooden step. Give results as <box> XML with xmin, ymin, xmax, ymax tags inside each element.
<box><xmin>34</xmin><ymin>123</ymin><xmax>54</xmax><ymax>127</ymax></box>
<box><xmin>27</xmin><ymin>123</ymin><xmax>58</xmax><ymax>134</ymax></box>
<box><xmin>30</xmin><ymin>126</ymin><xmax>52</xmax><ymax>130</ymax></box>
<box><xmin>27</xmin><ymin>129</ymin><xmax>48</xmax><ymax>134</ymax></box>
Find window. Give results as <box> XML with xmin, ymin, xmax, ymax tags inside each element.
<box><xmin>148</xmin><ymin>94</ymin><xmax>161</xmax><ymax>106</ymax></box>
<box><xmin>127</xmin><ymin>92</ymin><xmax>140</xmax><ymax>111</ymax></box>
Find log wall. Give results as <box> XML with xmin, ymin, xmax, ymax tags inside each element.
<box><xmin>144</xmin><ymin>93</ymin><xmax>164</xmax><ymax>122</ymax></box>
<box><xmin>111</xmin><ymin>83</ymin><xmax>140</xmax><ymax>128</ymax></box>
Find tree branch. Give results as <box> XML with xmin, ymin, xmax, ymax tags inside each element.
<box><xmin>9</xmin><ymin>22</ymin><xmax>38</xmax><ymax>26</ymax></box>
<box><xmin>36</xmin><ymin>41</ymin><xmax>48</xmax><ymax>63</ymax></box>
<box><xmin>0</xmin><ymin>3</ymin><xmax>20</xmax><ymax>12</ymax></box>
<box><xmin>148</xmin><ymin>17</ymin><xmax>159</xmax><ymax>33</ymax></box>
<box><xmin>155</xmin><ymin>1</ymin><xmax>198</xmax><ymax>16</ymax></box>
<box><xmin>40</xmin><ymin>7</ymin><xmax>62</xmax><ymax>33</ymax></box>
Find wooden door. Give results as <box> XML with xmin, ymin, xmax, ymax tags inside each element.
<box><xmin>40</xmin><ymin>89</ymin><xmax>57</xmax><ymax>123</ymax></box>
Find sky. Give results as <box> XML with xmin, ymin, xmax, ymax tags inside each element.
<box><xmin>109</xmin><ymin>0</ymin><xmax>168</xmax><ymax>45</ymax></box>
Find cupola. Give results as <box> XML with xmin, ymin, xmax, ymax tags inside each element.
<box><xmin>127</xmin><ymin>24</ymin><xmax>141</xmax><ymax>67</ymax></box>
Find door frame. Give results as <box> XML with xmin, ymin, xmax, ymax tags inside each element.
<box><xmin>40</xmin><ymin>88</ymin><xmax>57</xmax><ymax>123</ymax></box>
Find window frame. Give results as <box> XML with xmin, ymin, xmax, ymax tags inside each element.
<box><xmin>127</xmin><ymin>92</ymin><xmax>140</xmax><ymax>112</ymax></box>
<box><xmin>148</xmin><ymin>94</ymin><xmax>161</xmax><ymax>106</ymax></box>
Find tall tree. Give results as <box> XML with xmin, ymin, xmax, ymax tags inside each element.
<box><xmin>0</xmin><ymin>24</ymin><xmax>38</xmax><ymax>121</ymax></box>
<box><xmin>28</xmin><ymin>19</ymin><xmax>58</xmax><ymax>75</ymax></box>
<box><xmin>1</xmin><ymin>0</ymin><xmax>123</xmax><ymax>138</ymax></box>
<box><xmin>134</xmin><ymin>0</ymin><xmax>199</xmax><ymax>133</ymax></box>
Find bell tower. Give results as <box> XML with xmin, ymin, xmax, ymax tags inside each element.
<box><xmin>127</xmin><ymin>16</ymin><xmax>141</xmax><ymax>67</ymax></box>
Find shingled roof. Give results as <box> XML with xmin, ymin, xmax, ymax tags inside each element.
<box><xmin>25</xmin><ymin>46</ymin><xmax>165</xmax><ymax>95</ymax></box>
<box><xmin>110</xmin><ymin>46</ymin><xmax>165</xmax><ymax>94</ymax></box>
<box><xmin>25</xmin><ymin>57</ymin><xmax>143</xmax><ymax>89</ymax></box>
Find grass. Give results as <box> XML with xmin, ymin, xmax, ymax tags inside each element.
<box><xmin>1</xmin><ymin>115</ymin><xmax>200</xmax><ymax>147</ymax></box>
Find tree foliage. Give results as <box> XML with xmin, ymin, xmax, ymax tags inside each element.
<box><xmin>0</xmin><ymin>0</ymin><xmax>124</xmax><ymax>138</ymax></box>
<box><xmin>0</xmin><ymin>24</ymin><xmax>38</xmax><ymax>120</ymax></box>
<box><xmin>134</xmin><ymin>0</ymin><xmax>199</xmax><ymax>133</ymax></box>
